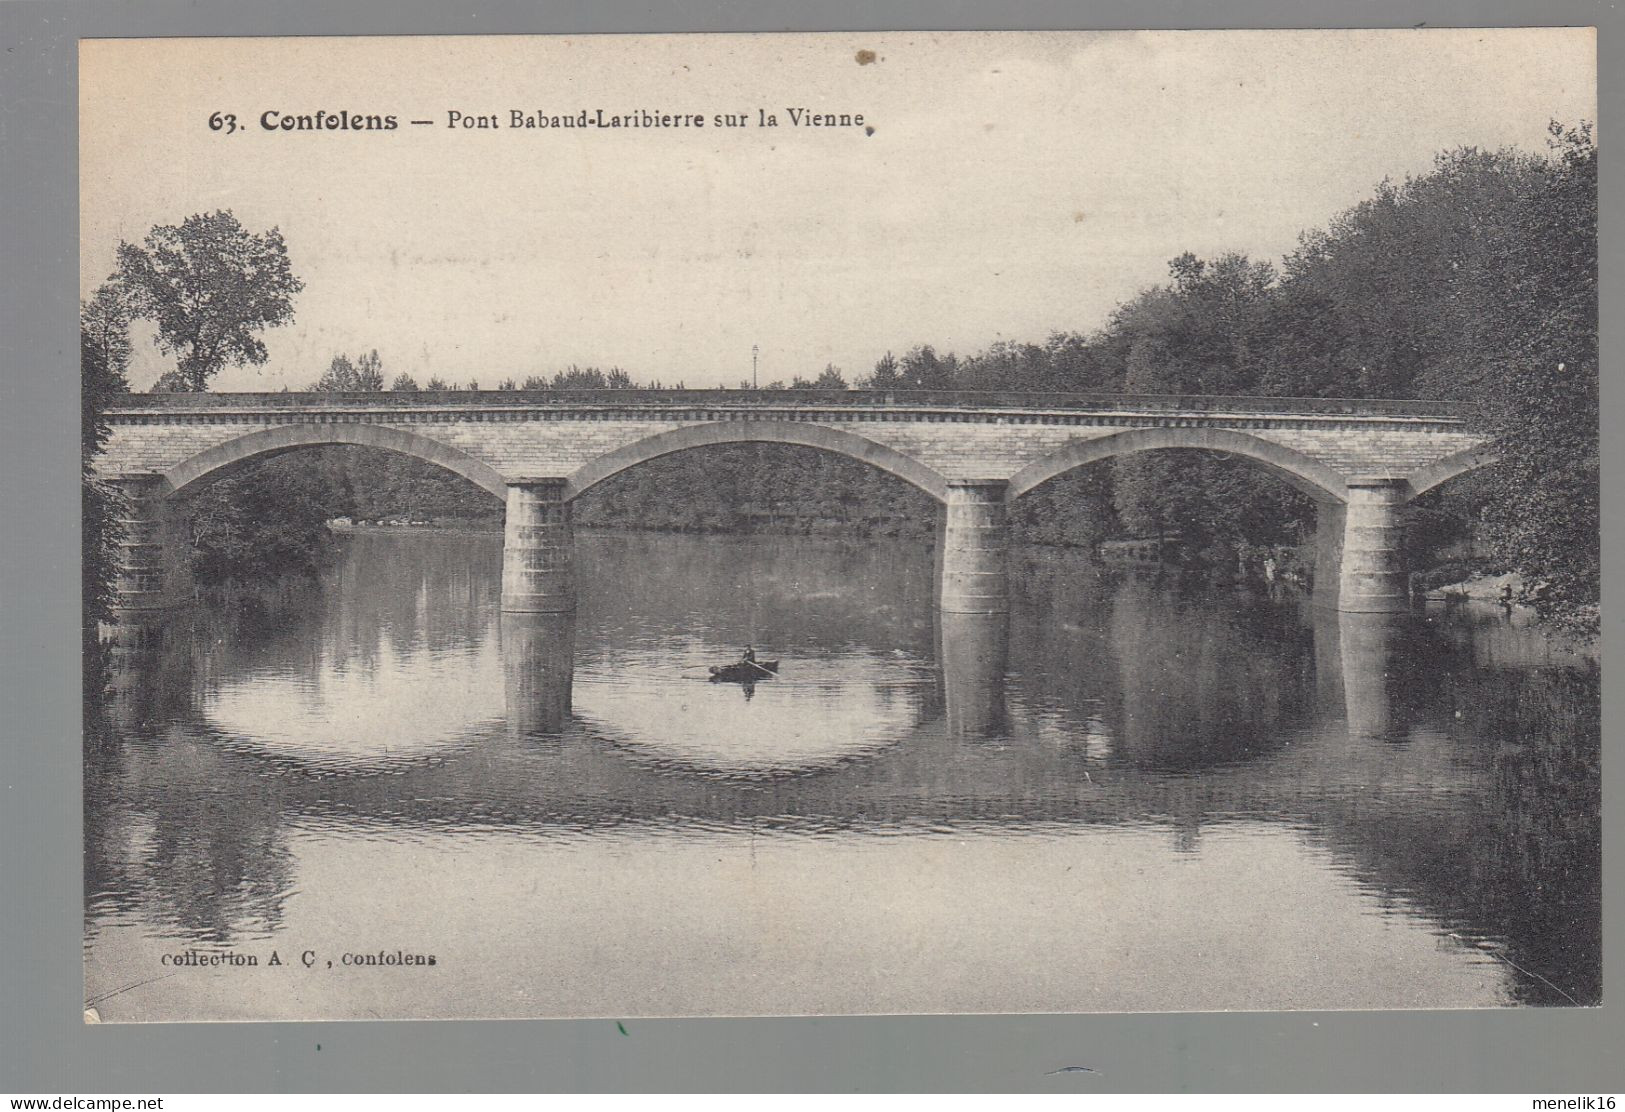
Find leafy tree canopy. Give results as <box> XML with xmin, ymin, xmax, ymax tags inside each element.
<box><xmin>310</xmin><ymin>350</ymin><xmax>385</xmax><ymax>392</ymax></box>
<box><xmin>81</xmin><ymin>289</ymin><xmax>133</xmax><ymax>657</ymax></box>
<box><xmin>814</xmin><ymin>363</ymin><xmax>848</xmax><ymax>389</ymax></box>
<box><xmin>867</xmin><ymin>351</ymin><xmax>900</xmax><ymax>388</ymax></box>
<box><xmin>117</xmin><ymin>210</ymin><xmax>303</xmax><ymax>391</ymax></box>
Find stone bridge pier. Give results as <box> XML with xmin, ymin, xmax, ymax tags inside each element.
<box><xmin>1335</xmin><ymin>477</ymin><xmax>1411</xmax><ymax>613</ymax></box>
<box><xmin>1309</xmin><ymin>478</ymin><xmax>1409</xmax><ymax>614</ymax></box>
<box><xmin>500</xmin><ymin>479</ymin><xmax>575</xmax><ymax>613</ymax></box>
<box><xmin>937</xmin><ymin>480</ymin><xmax>1013</xmax><ymax>615</ymax></box>
<box><xmin>105</xmin><ymin>474</ymin><xmax>193</xmax><ymax>616</ymax></box>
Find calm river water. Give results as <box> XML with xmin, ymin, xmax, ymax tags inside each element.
<box><xmin>85</xmin><ymin>530</ymin><xmax>1600</xmax><ymax>1020</ymax></box>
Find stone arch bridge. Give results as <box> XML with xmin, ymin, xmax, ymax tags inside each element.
<box><xmin>96</xmin><ymin>389</ymin><xmax>1493</xmax><ymax>615</ymax></box>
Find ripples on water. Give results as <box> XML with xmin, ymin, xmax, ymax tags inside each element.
<box><xmin>84</xmin><ymin>530</ymin><xmax>1600</xmax><ymax>1019</ymax></box>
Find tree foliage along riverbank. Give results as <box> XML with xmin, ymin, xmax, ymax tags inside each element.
<box><xmin>81</xmin><ymin>285</ymin><xmax>132</xmax><ymax>692</ymax></box>
<box><xmin>88</xmin><ymin>125</ymin><xmax>1597</xmax><ymax>631</ymax></box>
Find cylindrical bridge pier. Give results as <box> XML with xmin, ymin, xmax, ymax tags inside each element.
<box><xmin>1337</xmin><ymin>476</ymin><xmax>1410</xmax><ymax>613</ymax></box>
<box><xmin>501</xmin><ymin>479</ymin><xmax>576</xmax><ymax>613</ymax></box>
<box><xmin>937</xmin><ymin>479</ymin><xmax>1011</xmax><ymax>614</ymax></box>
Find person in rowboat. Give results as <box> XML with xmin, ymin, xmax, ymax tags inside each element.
<box><xmin>741</xmin><ymin>645</ymin><xmax>757</xmax><ymax>664</ymax></box>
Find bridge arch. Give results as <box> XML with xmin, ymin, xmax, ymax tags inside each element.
<box><xmin>1004</xmin><ymin>427</ymin><xmax>1351</xmax><ymax>504</ymax></box>
<box><xmin>565</xmin><ymin>420</ymin><xmax>951</xmax><ymax>502</ymax></box>
<box><xmin>1405</xmin><ymin>445</ymin><xmax>1499</xmax><ymax>499</ymax></box>
<box><xmin>161</xmin><ymin>422</ymin><xmax>510</xmax><ymax>500</ymax></box>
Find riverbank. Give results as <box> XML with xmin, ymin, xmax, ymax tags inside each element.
<box><xmin>328</xmin><ymin>521</ymin><xmax>500</xmax><ymax>537</ymax></box>
<box><xmin>1423</xmin><ymin>570</ymin><xmax>1526</xmax><ymax>602</ymax></box>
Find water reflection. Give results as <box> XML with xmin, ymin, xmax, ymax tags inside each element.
<box><xmin>938</xmin><ymin>611</ymin><xmax>1008</xmax><ymax>739</ymax></box>
<box><xmin>86</xmin><ymin>530</ymin><xmax>1601</xmax><ymax>1017</ymax></box>
<box><xmin>501</xmin><ymin>612</ymin><xmax>575</xmax><ymax>737</ymax></box>
<box><xmin>102</xmin><ymin>613</ymin><xmax>196</xmax><ymax>734</ymax></box>
<box><xmin>1336</xmin><ymin>611</ymin><xmax>1402</xmax><ymax>742</ymax></box>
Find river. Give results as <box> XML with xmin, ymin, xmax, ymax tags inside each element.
<box><xmin>84</xmin><ymin>529</ymin><xmax>1601</xmax><ymax>1020</ymax></box>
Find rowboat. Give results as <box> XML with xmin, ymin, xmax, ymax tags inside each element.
<box><xmin>708</xmin><ymin>659</ymin><xmax>780</xmax><ymax>683</ymax></box>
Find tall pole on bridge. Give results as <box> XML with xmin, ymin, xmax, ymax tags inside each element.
<box><xmin>752</xmin><ymin>344</ymin><xmax>759</xmax><ymax>389</ymax></box>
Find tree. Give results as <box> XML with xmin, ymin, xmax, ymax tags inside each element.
<box><xmin>1278</xmin><ymin>148</ymin><xmax>1544</xmax><ymax>400</ymax></box>
<box><xmin>1262</xmin><ymin>123</ymin><xmax>1598</xmax><ymax>628</ymax></box>
<box><xmin>184</xmin><ymin>454</ymin><xmax>344</xmax><ymax>583</ymax></box>
<box><xmin>81</xmin><ymin>283</ymin><xmax>132</xmax><ymax>383</ymax></box>
<box><xmin>899</xmin><ymin>345</ymin><xmax>956</xmax><ymax>390</ymax></box>
<box><xmin>1044</xmin><ymin>331</ymin><xmax>1125</xmax><ymax>393</ymax></box>
<box><xmin>116</xmin><ymin>211</ymin><xmax>304</xmax><ymax>391</ymax></box>
<box><xmin>425</xmin><ymin>375</ymin><xmax>449</xmax><ymax>391</ymax></box>
<box><xmin>552</xmin><ymin>365</ymin><xmax>608</xmax><ymax>389</ymax></box>
<box><xmin>355</xmin><ymin>350</ymin><xmax>385</xmax><ymax>391</ymax></box>
<box><xmin>1468</xmin><ymin>124</ymin><xmax>1598</xmax><ymax>632</ymax></box>
<box><xmin>311</xmin><ymin>354</ymin><xmax>353</xmax><ymax>392</ymax></box>
<box><xmin>118</xmin><ymin>211</ymin><xmax>305</xmax><ymax>388</ymax></box>
<box><xmin>814</xmin><ymin>363</ymin><xmax>848</xmax><ymax>389</ymax></box>
<box><xmin>310</xmin><ymin>352</ymin><xmax>385</xmax><ymax>392</ymax></box>
<box><xmin>82</xmin><ymin>291</ymin><xmax>132</xmax><ymax>670</ymax></box>
<box><xmin>869</xmin><ymin>351</ymin><xmax>900</xmax><ymax>388</ymax></box>
<box><xmin>390</xmin><ymin>372</ymin><xmax>421</xmax><ymax>392</ymax></box>
<box><xmin>957</xmin><ymin>341</ymin><xmax>1051</xmax><ymax>392</ymax></box>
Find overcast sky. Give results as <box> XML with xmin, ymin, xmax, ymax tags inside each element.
<box><xmin>80</xmin><ymin>30</ymin><xmax>1595</xmax><ymax>392</ymax></box>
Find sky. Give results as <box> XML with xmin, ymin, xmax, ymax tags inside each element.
<box><xmin>79</xmin><ymin>30</ymin><xmax>1596</xmax><ymax>392</ymax></box>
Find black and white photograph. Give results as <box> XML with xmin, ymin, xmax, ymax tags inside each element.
<box><xmin>78</xmin><ymin>29</ymin><xmax>1600</xmax><ymax>1023</ymax></box>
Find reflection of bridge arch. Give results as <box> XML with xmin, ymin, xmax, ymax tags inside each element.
<box><xmin>565</xmin><ymin>420</ymin><xmax>950</xmax><ymax>502</ymax></box>
<box><xmin>103</xmin><ymin>682</ymin><xmax>1576</xmax><ymax>1003</ymax></box>
<box><xmin>499</xmin><ymin>609</ymin><xmax>983</xmax><ymax>774</ymax></box>
<box><xmin>163</xmin><ymin>422</ymin><xmax>510</xmax><ymax>499</ymax></box>
<box><xmin>1005</xmin><ymin>426</ymin><xmax>1349</xmax><ymax>503</ymax></box>
<box><xmin>105</xmin><ymin>603</ymin><xmax>1422</xmax><ymax>819</ymax></box>
<box><xmin>98</xmin><ymin>608</ymin><xmax>1501</xmax><ymax>982</ymax></box>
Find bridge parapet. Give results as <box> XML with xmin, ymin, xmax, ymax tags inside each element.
<box><xmin>107</xmin><ymin>389</ymin><xmax>1470</xmax><ymax>421</ymax></box>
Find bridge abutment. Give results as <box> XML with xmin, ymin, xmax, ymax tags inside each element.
<box><xmin>106</xmin><ymin>474</ymin><xmax>192</xmax><ymax>615</ymax></box>
<box><xmin>938</xmin><ymin>479</ymin><xmax>1010</xmax><ymax>614</ymax></box>
<box><xmin>501</xmin><ymin>479</ymin><xmax>575</xmax><ymax>613</ymax></box>
<box><xmin>1337</xmin><ymin>477</ymin><xmax>1410</xmax><ymax>613</ymax></box>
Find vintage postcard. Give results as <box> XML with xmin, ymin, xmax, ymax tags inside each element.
<box><xmin>80</xmin><ymin>30</ymin><xmax>1599</xmax><ymax>1022</ymax></box>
